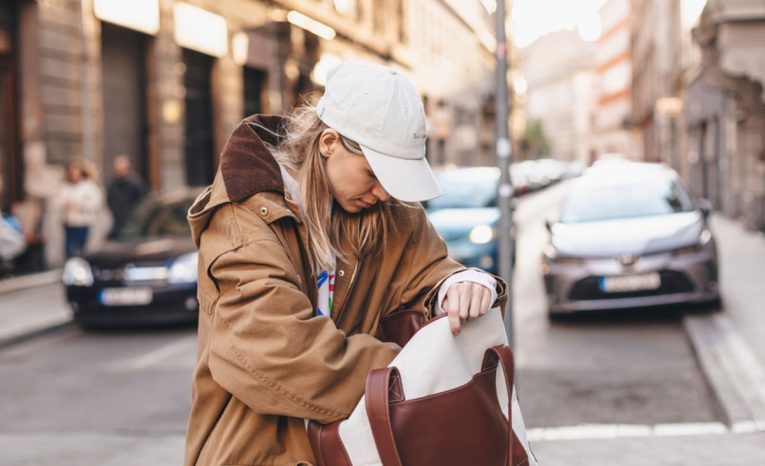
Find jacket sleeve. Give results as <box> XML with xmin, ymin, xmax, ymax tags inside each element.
<box><xmin>395</xmin><ymin>206</ymin><xmax>508</xmax><ymax>316</ymax></box>
<box><xmin>206</xmin><ymin>237</ymin><xmax>399</xmax><ymax>423</ymax></box>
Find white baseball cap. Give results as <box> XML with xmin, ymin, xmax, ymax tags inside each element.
<box><xmin>315</xmin><ymin>61</ymin><xmax>442</xmax><ymax>202</ymax></box>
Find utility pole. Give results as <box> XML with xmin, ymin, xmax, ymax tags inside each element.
<box><xmin>495</xmin><ymin>0</ymin><xmax>514</xmax><ymax>347</ymax></box>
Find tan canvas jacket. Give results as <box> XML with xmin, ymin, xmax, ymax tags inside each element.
<box><xmin>184</xmin><ymin>115</ymin><xmax>508</xmax><ymax>466</ymax></box>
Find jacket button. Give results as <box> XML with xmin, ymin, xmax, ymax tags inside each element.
<box><xmin>338</xmin><ymin>270</ymin><xmax>345</xmax><ymax>277</ymax></box>
<box><xmin>259</xmin><ymin>207</ymin><xmax>268</xmax><ymax>216</ymax></box>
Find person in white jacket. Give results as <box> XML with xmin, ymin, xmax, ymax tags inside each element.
<box><xmin>60</xmin><ymin>159</ymin><xmax>102</xmax><ymax>258</ymax></box>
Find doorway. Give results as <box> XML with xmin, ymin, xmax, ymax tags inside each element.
<box><xmin>182</xmin><ymin>48</ymin><xmax>215</xmax><ymax>187</ymax></box>
<box><xmin>0</xmin><ymin>54</ymin><xmax>20</xmax><ymax>212</ymax></box>
<box><xmin>101</xmin><ymin>22</ymin><xmax>149</xmax><ymax>183</ymax></box>
<box><xmin>243</xmin><ymin>66</ymin><xmax>267</xmax><ymax>117</ymax></box>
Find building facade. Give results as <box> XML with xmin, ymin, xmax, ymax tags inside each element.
<box><xmin>522</xmin><ymin>29</ymin><xmax>596</xmax><ymax>162</ymax></box>
<box><xmin>684</xmin><ymin>0</ymin><xmax>765</xmax><ymax>231</ymax></box>
<box><xmin>407</xmin><ymin>0</ymin><xmax>498</xmax><ymax>168</ymax></box>
<box><xmin>630</xmin><ymin>0</ymin><xmax>683</xmax><ymax>164</ymax></box>
<box><xmin>1</xmin><ymin>0</ymin><xmax>502</xmax><ymax>266</ymax></box>
<box><xmin>591</xmin><ymin>0</ymin><xmax>638</xmax><ymax>159</ymax></box>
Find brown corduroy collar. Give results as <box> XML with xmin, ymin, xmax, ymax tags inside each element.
<box><xmin>220</xmin><ymin>114</ymin><xmax>289</xmax><ymax>203</ymax></box>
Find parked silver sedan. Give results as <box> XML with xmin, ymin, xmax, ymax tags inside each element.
<box><xmin>542</xmin><ymin>162</ymin><xmax>720</xmax><ymax>317</ymax></box>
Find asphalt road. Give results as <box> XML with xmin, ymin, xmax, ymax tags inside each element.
<box><xmin>0</xmin><ymin>322</ymin><xmax>195</xmax><ymax>464</ymax></box>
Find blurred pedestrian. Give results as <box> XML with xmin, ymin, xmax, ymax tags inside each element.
<box><xmin>106</xmin><ymin>155</ymin><xmax>146</xmax><ymax>238</ymax></box>
<box><xmin>60</xmin><ymin>159</ymin><xmax>102</xmax><ymax>258</ymax></box>
<box><xmin>0</xmin><ymin>179</ymin><xmax>26</xmax><ymax>265</ymax></box>
<box><xmin>184</xmin><ymin>61</ymin><xmax>507</xmax><ymax>466</ymax></box>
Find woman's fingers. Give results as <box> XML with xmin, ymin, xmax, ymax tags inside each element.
<box><xmin>479</xmin><ymin>288</ymin><xmax>491</xmax><ymax>316</ymax></box>
<box><xmin>445</xmin><ymin>285</ymin><xmax>462</xmax><ymax>335</ymax></box>
<box><xmin>468</xmin><ymin>283</ymin><xmax>483</xmax><ymax>321</ymax></box>
<box><xmin>444</xmin><ymin>283</ymin><xmax>494</xmax><ymax>332</ymax></box>
<box><xmin>458</xmin><ymin>283</ymin><xmax>471</xmax><ymax>321</ymax></box>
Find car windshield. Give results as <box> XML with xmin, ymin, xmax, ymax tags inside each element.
<box><xmin>119</xmin><ymin>197</ymin><xmax>194</xmax><ymax>240</ymax></box>
<box><xmin>428</xmin><ymin>168</ymin><xmax>499</xmax><ymax>210</ymax></box>
<box><xmin>559</xmin><ymin>179</ymin><xmax>695</xmax><ymax>223</ymax></box>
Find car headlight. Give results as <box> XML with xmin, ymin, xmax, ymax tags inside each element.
<box><xmin>62</xmin><ymin>257</ymin><xmax>94</xmax><ymax>287</ymax></box>
<box><xmin>167</xmin><ymin>252</ymin><xmax>199</xmax><ymax>284</ymax></box>
<box><xmin>699</xmin><ymin>228</ymin><xmax>713</xmax><ymax>246</ymax></box>
<box><xmin>672</xmin><ymin>228</ymin><xmax>713</xmax><ymax>256</ymax></box>
<box><xmin>469</xmin><ymin>225</ymin><xmax>495</xmax><ymax>245</ymax></box>
<box><xmin>543</xmin><ymin>244</ymin><xmax>584</xmax><ymax>265</ymax></box>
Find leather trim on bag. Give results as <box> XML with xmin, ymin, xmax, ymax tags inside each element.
<box><xmin>307</xmin><ymin>420</ymin><xmax>353</xmax><ymax>466</ymax></box>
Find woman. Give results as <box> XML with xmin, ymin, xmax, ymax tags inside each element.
<box><xmin>60</xmin><ymin>159</ymin><xmax>102</xmax><ymax>258</ymax></box>
<box><xmin>184</xmin><ymin>61</ymin><xmax>507</xmax><ymax>466</ymax></box>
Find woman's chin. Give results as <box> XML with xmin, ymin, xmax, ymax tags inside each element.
<box><xmin>337</xmin><ymin>201</ymin><xmax>362</xmax><ymax>214</ymax></box>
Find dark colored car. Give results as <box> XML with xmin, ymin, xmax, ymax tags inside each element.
<box><xmin>63</xmin><ymin>188</ymin><xmax>202</xmax><ymax>327</ymax></box>
<box><xmin>427</xmin><ymin>167</ymin><xmax>503</xmax><ymax>274</ymax></box>
<box><xmin>542</xmin><ymin>162</ymin><xmax>719</xmax><ymax>318</ymax></box>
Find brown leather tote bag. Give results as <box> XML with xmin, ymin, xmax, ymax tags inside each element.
<box><xmin>364</xmin><ymin>344</ymin><xmax>528</xmax><ymax>466</ymax></box>
<box><xmin>308</xmin><ymin>310</ymin><xmax>530</xmax><ymax>466</ymax></box>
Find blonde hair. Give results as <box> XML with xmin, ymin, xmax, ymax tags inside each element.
<box><xmin>66</xmin><ymin>158</ymin><xmax>101</xmax><ymax>184</ymax></box>
<box><xmin>270</xmin><ymin>106</ymin><xmax>404</xmax><ymax>274</ymax></box>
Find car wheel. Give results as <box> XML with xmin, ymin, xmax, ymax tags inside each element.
<box><xmin>701</xmin><ymin>295</ymin><xmax>723</xmax><ymax>311</ymax></box>
<box><xmin>74</xmin><ymin>322</ymin><xmax>101</xmax><ymax>332</ymax></box>
<box><xmin>684</xmin><ymin>296</ymin><xmax>723</xmax><ymax>315</ymax></box>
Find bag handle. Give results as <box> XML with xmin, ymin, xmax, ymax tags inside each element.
<box><xmin>365</xmin><ymin>366</ymin><xmax>405</xmax><ymax>466</ymax></box>
<box><xmin>366</xmin><ymin>345</ymin><xmax>515</xmax><ymax>466</ymax></box>
<box><xmin>482</xmin><ymin>345</ymin><xmax>516</xmax><ymax>466</ymax></box>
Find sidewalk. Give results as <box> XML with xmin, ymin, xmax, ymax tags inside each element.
<box><xmin>707</xmin><ymin>215</ymin><xmax>765</xmax><ymax>366</ymax></box>
<box><xmin>530</xmin><ymin>429</ymin><xmax>765</xmax><ymax>465</ymax></box>
<box><xmin>681</xmin><ymin>215</ymin><xmax>765</xmax><ymax>429</ymax></box>
<box><xmin>0</xmin><ymin>269</ymin><xmax>69</xmax><ymax>347</ymax></box>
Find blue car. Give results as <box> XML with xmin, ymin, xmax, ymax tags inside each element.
<box><xmin>426</xmin><ymin>167</ymin><xmax>503</xmax><ymax>274</ymax></box>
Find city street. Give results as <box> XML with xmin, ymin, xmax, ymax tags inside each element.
<box><xmin>2</xmin><ymin>184</ymin><xmax>752</xmax><ymax>465</ymax></box>
<box><xmin>3</xmin><ymin>0</ymin><xmax>765</xmax><ymax>464</ymax></box>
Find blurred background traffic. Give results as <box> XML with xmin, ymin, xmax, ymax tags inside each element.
<box><xmin>1</xmin><ymin>0</ymin><xmax>765</xmax><ymax>464</ymax></box>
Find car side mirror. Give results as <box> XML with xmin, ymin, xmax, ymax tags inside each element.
<box><xmin>699</xmin><ymin>199</ymin><xmax>712</xmax><ymax>218</ymax></box>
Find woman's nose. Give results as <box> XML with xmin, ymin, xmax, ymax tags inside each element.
<box><xmin>372</xmin><ymin>182</ymin><xmax>390</xmax><ymax>202</ymax></box>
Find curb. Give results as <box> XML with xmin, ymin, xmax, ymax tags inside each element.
<box><xmin>684</xmin><ymin>311</ymin><xmax>765</xmax><ymax>432</ymax></box>
<box><xmin>0</xmin><ymin>269</ymin><xmax>62</xmax><ymax>295</ymax></box>
<box><xmin>0</xmin><ymin>319</ymin><xmax>74</xmax><ymax>350</ymax></box>
<box><xmin>0</xmin><ymin>269</ymin><xmax>70</xmax><ymax>349</ymax></box>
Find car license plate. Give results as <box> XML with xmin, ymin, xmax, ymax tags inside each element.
<box><xmin>600</xmin><ymin>273</ymin><xmax>661</xmax><ymax>293</ymax></box>
<box><xmin>99</xmin><ymin>287</ymin><xmax>153</xmax><ymax>306</ymax></box>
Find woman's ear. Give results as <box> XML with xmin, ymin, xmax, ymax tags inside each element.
<box><xmin>319</xmin><ymin>129</ymin><xmax>339</xmax><ymax>158</ymax></box>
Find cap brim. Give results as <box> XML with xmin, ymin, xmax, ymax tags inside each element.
<box><xmin>359</xmin><ymin>145</ymin><xmax>442</xmax><ymax>202</ymax></box>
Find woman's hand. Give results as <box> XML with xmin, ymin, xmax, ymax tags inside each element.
<box><xmin>442</xmin><ymin>282</ymin><xmax>493</xmax><ymax>336</ymax></box>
